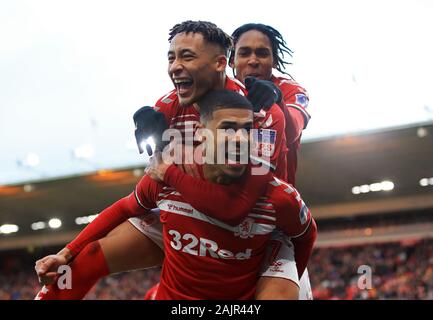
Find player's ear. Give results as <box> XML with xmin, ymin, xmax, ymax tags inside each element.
<box><xmin>215</xmin><ymin>54</ymin><xmax>227</xmax><ymax>72</ymax></box>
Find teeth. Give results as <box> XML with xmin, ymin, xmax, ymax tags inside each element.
<box><xmin>174</xmin><ymin>79</ymin><xmax>192</xmax><ymax>84</ymax></box>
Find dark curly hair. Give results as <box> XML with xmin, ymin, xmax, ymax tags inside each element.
<box><xmin>168</xmin><ymin>20</ymin><xmax>233</xmax><ymax>56</ymax></box>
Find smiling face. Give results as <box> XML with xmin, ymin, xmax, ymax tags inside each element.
<box><xmin>168</xmin><ymin>32</ymin><xmax>227</xmax><ymax>106</ymax></box>
<box><xmin>231</xmin><ymin>29</ymin><xmax>275</xmax><ymax>83</ymax></box>
<box><xmin>203</xmin><ymin>107</ymin><xmax>253</xmax><ymax>179</ymax></box>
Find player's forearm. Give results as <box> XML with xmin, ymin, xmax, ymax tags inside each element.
<box><xmin>292</xmin><ymin>218</ymin><xmax>317</xmax><ymax>278</ymax></box>
<box><xmin>280</xmin><ymin>103</ymin><xmax>305</xmax><ymax>144</ymax></box>
<box><xmin>66</xmin><ymin>193</ymin><xmax>144</xmax><ymax>257</ymax></box>
<box><xmin>164</xmin><ymin>165</ymin><xmax>267</xmax><ymax>226</ymax></box>
<box><xmin>56</xmin><ymin>247</ymin><xmax>73</xmax><ymax>263</ymax></box>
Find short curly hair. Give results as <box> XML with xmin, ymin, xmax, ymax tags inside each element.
<box><xmin>169</xmin><ymin>20</ymin><xmax>233</xmax><ymax>57</ymax></box>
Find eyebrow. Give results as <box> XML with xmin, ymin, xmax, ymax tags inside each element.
<box><xmin>168</xmin><ymin>48</ymin><xmax>197</xmax><ymax>56</ymax></box>
<box><xmin>237</xmin><ymin>46</ymin><xmax>252</xmax><ymax>51</ymax></box>
<box><xmin>237</xmin><ymin>46</ymin><xmax>271</xmax><ymax>51</ymax></box>
<box><xmin>218</xmin><ymin>120</ymin><xmax>253</xmax><ymax>127</ymax></box>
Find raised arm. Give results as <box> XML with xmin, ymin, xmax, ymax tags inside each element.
<box><xmin>66</xmin><ymin>192</ymin><xmax>148</xmax><ymax>256</ymax></box>
<box><xmin>272</xmin><ymin>178</ymin><xmax>317</xmax><ymax>278</ymax></box>
<box><xmin>163</xmin><ymin>164</ymin><xmax>271</xmax><ymax>226</ymax></box>
<box><xmin>291</xmin><ymin>218</ymin><xmax>317</xmax><ymax>278</ymax></box>
<box><xmin>278</xmin><ymin>81</ymin><xmax>311</xmax><ymax>144</ymax></box>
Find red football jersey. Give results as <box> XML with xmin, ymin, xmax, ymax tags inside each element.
<box><xmin>272</xmin><ymin>76</ymin><xmax>310</xmax><ymax>185</ymax></box>
<box><xmin>251</xmin><ymin>103</ymin><xmax>288</xmax><ymax>182</ymax></box>
<box><xmin>153</xmin><ymin>76</ymin><xmax>288</xmax><ymax>179</ymax></box>
<box><xmin>134</xmin><ymin>167</ymin><xmax>313</xmax><ymax>300</ymax></box>
<box><xmin>143</xmin><ymin>283</ymin><xmax>160</xmax><ymax>300</ymax></box>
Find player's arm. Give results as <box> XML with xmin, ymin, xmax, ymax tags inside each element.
<box><xmin>251</xmin><ymin>104</ymin><xmax>287</xmax><ymax>177</ymax></box>
<box><xmin>145</xmin><ymin>151</ymin><xmax>270</xmax><ymax>226</ymax></box>
<box><xmin>133</xmin><ymin>91</ymin><xmax>178</xmax><ymax>155</ymax></box>
<box><xmin>244</xmin><ymin>77</ymin><xmax>282</xmax><ymax>112</ymax></box>
<box><xmin>65</xmin><ymin>196</ymin><xmax>146</xmax><ymax>256</ymax></box>
<box><xmin>163</xmin><ymin>164</ymin><xmax>270</xmax><ymax>225</ymax></box>
<box><xmin>279</xmin><ymin>86</ymin><xmax>311</xmax><ymax>144</ymax></box>
<box><xmin>256</xmin><ymin>276</ymin><xmax>300</xmax><ymax>300</ymax></box>
<box><xmin>35</xmin><ymin>175</ymin><xmax>160</xmax><ymax>282</ymax></box>
<box><xmin>274</xmin><ymin>180</ymin><xmax>317</xmax><ymax>278</ymax></box>
<box><xmin>291</xmin><ymin>218</ymin><xmax>317</xmax><ymax>279</ymax></box>
<box><xmin>66</xmin><ymin>175</ymin><xmax>160</xmax><ymax>256</ymax></box>
<box><xmin>268</xmin><ymin>105</ymin><xmax>287</xmax><ymax>171</ymax></box>
<box><xmin>35</xmin><ymin>193</ymin><xmax>147</xmax><ymax>282</ymax></box>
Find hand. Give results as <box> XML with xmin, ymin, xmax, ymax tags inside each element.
<box><xmin>35</xmin><ymin>248</ymin><xmax>72</xmax><ymax>285</ymax></box>
<box><xmin>245</xmin><ymin>76</ymin><xmax>282</xmax><ymax>112</ymax></box>
<box><xmin>145</xmin><ymin>151</ymin><xmax>174</xmax><ymax>183</ymax></box>
<box><xmin>133</xmin><ymin>106</ymin><xmax>169</xmax><ymax>155</ymax></box>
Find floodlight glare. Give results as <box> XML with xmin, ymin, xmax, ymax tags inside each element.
<box><xmin>48</xmin><ymin>218</ymin><xmax>62</xmax><ymax>229</ymax></box>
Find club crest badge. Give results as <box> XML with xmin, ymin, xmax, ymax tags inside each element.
<box><xmin>234</xmin><ymin>217</ymin><xmax>255</xmax><ymax>239</ymax></box>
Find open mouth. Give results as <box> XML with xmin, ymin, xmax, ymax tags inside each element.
<box><xmin>173</xmin><ymin>78</ymin><xmax>194</xmax><ymax>96</ymax></box>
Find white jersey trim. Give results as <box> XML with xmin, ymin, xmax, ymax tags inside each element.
<box><xmin>157</xmin><ymin>199</ymin><xmax>275</xmax><ymax>236</ymax></box>
<box><xmin>134</xmin><ymin>187</ymin><xmax>151</xmax><ymax>210</ymax></box>
<box><xmin>248</xmin><ymin>213</ymin><xmax>277</xmax><ymax>222</ymax></box>
<box><xmin>286</xmin><ymin>103</ymin><xmax>311</xmax><ymax>128</ymax></box>
<box><xmin>249</xmin><ymin>155</ymin><xmax>276</xmax><ymax>171</ymax></box>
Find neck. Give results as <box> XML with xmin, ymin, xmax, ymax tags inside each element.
<box><xmin>193</xmin><ymin>74</ymin><xmax>226</xmax><ymax>112</ymax></box>
<box><xmin>215</xmin><ymin>73</ymin><xmax>226</xmax><ymax>90</ymax></box>
<box><xmin>202</xmin><ymin>164</ymin><xmax>233</xmax><ymax>185</ymax></box>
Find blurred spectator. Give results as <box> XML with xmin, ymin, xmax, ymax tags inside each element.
<box><xmin>0</xmin><ymin>246</ymin><xmax>160</xmax><ymax>300</ymax></box>
<box><xmin>309</xmin><ymin>238</ymin><xmax>433</xmax><ymax>299</ymax></box>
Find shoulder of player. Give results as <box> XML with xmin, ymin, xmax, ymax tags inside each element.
<box><xmin>258</xmin><ymin>102</ymin><xmax>285</xmax><ymax>127</ymax></box>
<box><xmin>253</xmin><ymin>104</ymin><xmax>285</xmax><ymax>132</ymax></box>
<box><xmin>265</xmin><ymin>176</ymin><xmax>302</xmax><ymax>209</ymax></box>
<box><xmin>265</xmin><ymin>176</ymin><xmax>312</xmax><ymax>236</ymax></box>
<box><xmin>226</xmin><ymin>76</ymin><xmax>247</xmax><ymax>95</ymax></box>
<box><xmin>136</xmin><ymin>173</ymin><xmax>165</xmax><ymax>196</ymax></box>
<box><xmin>272</xmin><ymin>75</ymin><xmax>309</xmax><ymax>97</ymax></box>
<box><xmin>154</xmin><ymin>89</ymin><xmax>178</xmax><ymax>111</ymax></box>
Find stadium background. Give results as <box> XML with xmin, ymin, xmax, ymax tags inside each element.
<box><xmin>1</xmin><ymin>0</ymin><xmax>433</xmax><ymax>299</ymax></box>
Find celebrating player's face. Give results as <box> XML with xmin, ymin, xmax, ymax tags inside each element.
<box><xmin>168</xmin><ymin>32</ymin><xmax>227</xmax><ymax>106</ymax></box>
<box><xmin>232</xmin><ymin>30</ymin><xmax>274</xmax><ymax>83</ymax></box>
<box><xmin>203</xmin><ymin>108</ymin><xmax>253</xmax><ymax>179</ymax></box>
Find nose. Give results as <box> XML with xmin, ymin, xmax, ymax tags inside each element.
<box><xmin>247</xmin><ymin>54</ymin><xmax>259</xmax><ymax>68</ymax></box>
<box><xmin>226</xmin><ymin>129</ymin><xmax>249</xmax><ymax>158</ymax></box>
<box><xmin>233</xmin><ymin>128</ymin><xmax>250</xmax><ymax>146</ymax></box>
<box><xmin>169</xmin><ymin>58</ymin><xmax>183</xmax><ymax>76</ymax></box>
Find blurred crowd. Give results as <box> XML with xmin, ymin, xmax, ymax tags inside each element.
<box><xmin>310</xmin><ymin>238</ymin><xmax>433</xmax><ymax>299</ymax></box>
<box><xmin>1</xmin><ymin>238</ymin><xmax>432</xmax><ymax>300</ymax></box>
<box><xmin>0</xmin><ymin>267</ymin><xmax>160</xmax><ymax>300</ymax></box>
<box><xmin>84</xmin><ymin>268</ymin><xmax>160</xmax><ymax>300</ymax></box>
<box><xmin>0</xmin><ymin>246</ymin><xmax>160</xmax><ymax>300</ymax></box>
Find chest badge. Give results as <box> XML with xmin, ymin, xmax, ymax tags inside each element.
<box><xmin>234</xmin><ymin>217</ymin><xmax>255</xmax><ymax>239</ymax></box>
